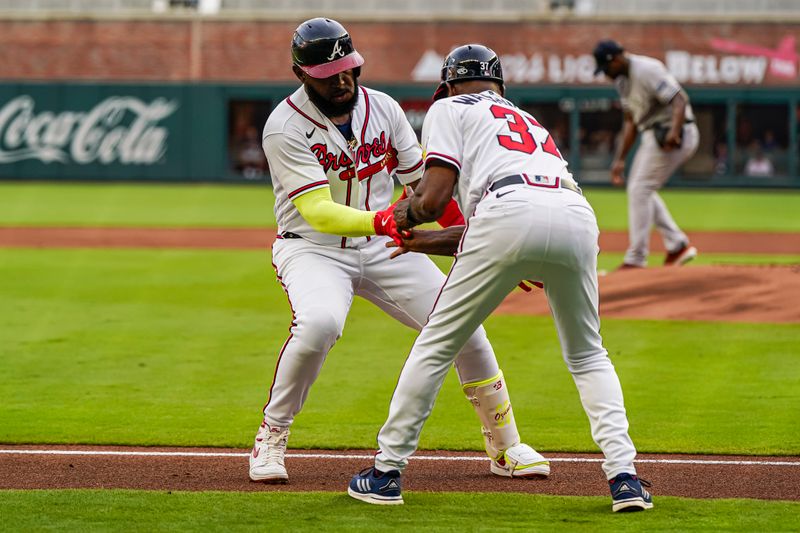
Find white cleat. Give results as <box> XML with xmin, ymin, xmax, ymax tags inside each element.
<box><xmin>249</xmin><ymin>423</ymin><xmax>290</xmax><ymax>484</ymax></box>
<box><xmin>491</xmin><ymin>443</ymin><xmax>550</xmax><ymax>478</ymax></box>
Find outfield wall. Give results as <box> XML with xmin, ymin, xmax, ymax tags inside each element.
<box><xmin>2</xmin><ymin>18</ymin><xmax>798</xmax><ymax>185</ymax></box>
<box><xmin>0</xmin><ymin>81</ymin><xmax>797</xmax><ymax>186</ymax></box>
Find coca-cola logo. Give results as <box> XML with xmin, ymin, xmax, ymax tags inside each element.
<box><xmin>0</xmin><ymin>95</ymin><xmax>178</xmax><ymax>165</ymax></box>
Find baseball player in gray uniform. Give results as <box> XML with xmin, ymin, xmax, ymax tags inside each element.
<box><xmin>594</xmin><ymin>39</ymin><xmax>698</xmax><ymax>269</ymax></box>
<box><xmin>348</xmin><ymin>44</ymin><xmax>652</xmax><ymax>513</ymax></box>
<box><xmin>250</xmin><ymin>19</ymin><xmax>548</xmax><ymax>485</ymax></box>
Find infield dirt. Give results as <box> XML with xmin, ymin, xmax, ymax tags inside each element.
<box><xmin>1</xmin><ymin>446</ymin><xmax>799</xmax><ymax>500</ymax></box>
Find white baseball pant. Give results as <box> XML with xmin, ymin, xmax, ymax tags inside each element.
<box><xmin>263</xmin><ymin>235</ymin><xmax>500</xmax><ymax>428</ymax></box>
<box><xmin>375</xmin><ymin>185</ymin><xmax>639</xmax><ymax>479</ymax></box>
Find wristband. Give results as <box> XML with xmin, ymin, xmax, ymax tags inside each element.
<box><xmin>405</xmin><ymin>204</ymin><xmax>422</xmax><ymax>226</ymax></box>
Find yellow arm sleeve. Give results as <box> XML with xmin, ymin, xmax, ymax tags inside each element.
<box><xmin>293</xmin><ymin>187</ymin><xmax>377</xmax><ymax>237</ymax></box>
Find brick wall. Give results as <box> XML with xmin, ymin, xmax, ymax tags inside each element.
<box><xmin>1</xmin><ymin>19</ymin><xmax>797</xmax><ymax>85</ymax></box>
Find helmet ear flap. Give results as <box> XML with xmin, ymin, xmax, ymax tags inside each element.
<box><xmin>432</xmin><ymin>81</ymin><xmax>449</xmax><ymax>102</ymax></box>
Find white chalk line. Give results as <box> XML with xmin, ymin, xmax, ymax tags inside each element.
<box><xmin>0</xmin><ymin>449</ymin><xmax>798</xmax><ymax>467</ymax></box>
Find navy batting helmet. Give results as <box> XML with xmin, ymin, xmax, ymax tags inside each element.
<box><xmin>291</xmin><ymin>18</ymin><xmax>364</xmax><ymax>79</ymax></box>
<box><xmin>441</xmin><ymin>44</ymin><xmax>503</xmax><ymax>85</ymax></box>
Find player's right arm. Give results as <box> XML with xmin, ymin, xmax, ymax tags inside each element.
<box><xmin>292</xmin><ymin>187</ymin><xmax>376</xmax><ymax>236</ymax></box>
<box><xmin>611</xmin><ymin>111</ymin><xmax>637</xmax><ymax>186</ymax></box>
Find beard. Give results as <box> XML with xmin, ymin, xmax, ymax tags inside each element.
<box><xmin>305</xmin><ymin>78</ymin><xmax>359</xmax><ymax>118</ymax></box>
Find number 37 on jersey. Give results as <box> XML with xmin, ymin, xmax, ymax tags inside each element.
<box><xmin>490</xmin><ymin>104</ymin><xmax>563</xmax><ymax>160</ymax></box>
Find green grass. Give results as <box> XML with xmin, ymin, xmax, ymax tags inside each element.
<box><xmin>1</xmin><ymin>248</ymin><xmax>798</xmax><ymax>454</ymax></box>
<box><xmin>596</xmin><ymin>252</ymin><xmax>800</xmax><ymax>272</ymax></box>
<box><xmin>0</xmin><ymin>182</ymin><xmax>276</xmax><ymax>227</ymax></box>
<box><xmin>1</xmin><ymin>490</ymin><xmax>799</xmax><ymax>532</ymax></box>
<box><xmin>1</xmin><ymin>182</ymin><xmax>798</xmax><ymax>527</ymax></box>
<box><xmin>1</xmin><ymin>182</ymin><xmax>800</xmax><ymax>232</ymax></box>
<box><xmin>584</xmin><ymin>188</ymin><xmax>800</xmax><ymax>232</ymax></box>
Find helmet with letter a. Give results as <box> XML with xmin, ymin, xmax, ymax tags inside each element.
<box><xmin>433</xmin><ymin>44</ymin><xmax>503</xmax><ymax>100</ymax></box>
<box><xmin>291</xmin><ymin>18</ymin><xmax>364</xmax><ymax>79</ymax></box>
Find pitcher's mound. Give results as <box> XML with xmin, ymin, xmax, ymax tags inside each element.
<box><xmin>498</xmin><ymin>264</ymin><xmax>800</xmax><ymax>323</ymax></box>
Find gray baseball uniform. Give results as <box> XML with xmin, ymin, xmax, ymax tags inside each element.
<box><xmin>616</xmin><ymin>54</ymin><xmax>699</xmax><ymax>266</ymax></box>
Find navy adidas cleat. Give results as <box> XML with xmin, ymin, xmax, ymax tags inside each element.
<box><xmin>348</xmin><ymin>467</ymin><xmax>403</xmax><ymax>505</ymax></box>
<box><xmin>609</xmin><ymin>473</ymin><xmax>654</xmax><ymax>512</ymax></box>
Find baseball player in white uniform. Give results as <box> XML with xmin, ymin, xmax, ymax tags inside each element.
<box><xmin>594</xmin><ymin>39</ymin><xmax>698</xmax><ymax>269</ymax></box>
<box><xmin>250</xmin><ymin>19</ymin><xmax>548</xmax><ymax>485</ymax></box>
<box><xmin>348</xmin><ymin>44</ymin><xmax>652</xmax><ymax>513</ymax></box>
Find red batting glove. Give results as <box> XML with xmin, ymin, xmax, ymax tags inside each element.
<box><xmin>437</xmin><ymin>198</ymin><xmax>465</xmax><ymax>228</ymax></box>
<box><xmin>373</xmin><ymin>208</ymin><xmax>404</xmax><ymax>246</ymax></box>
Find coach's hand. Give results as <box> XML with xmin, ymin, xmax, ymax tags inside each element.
<box><xmin>610</xmin><ymin>159</ymin><xmax>626</xmax><ymax>187</ymax></box>
<box><xmin>373</xmin><ymin>208</ymin><xmax>404</xmax><ymax>246</ymax></box>
<box><xmin>385</xmin><ymin>227</ymin><xmax>463</xmax><ymax>258</ymax></box>
<box><xmin>663</xmin><ymin>127</ymin><xmax>683</xmax><ymax>151</ymax></box>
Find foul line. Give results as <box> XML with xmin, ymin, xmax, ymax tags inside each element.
<box><xmin>0</xmin><ymin>449</ymin><xmax>798</xmax><ymax>467</ymax></box>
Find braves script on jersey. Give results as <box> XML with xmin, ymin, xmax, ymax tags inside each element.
<box><xmin>263</xmin><ymin>85</ymin><xmax>423</xmax><ymax>247</ymax></box>
<box><xmin>421</xmin><ymin>90</ymin><xmax>570</xmax><ymax>217</ymax></box>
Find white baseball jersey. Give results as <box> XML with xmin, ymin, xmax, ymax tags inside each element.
<box><xmin>422</xmin><ymin>90</ymin><xmax>572</xmax><ymax>218</ymax></box>
<box><xmin>376</xmin><ymin>90</ymin><xmax>641</xmax><ymax>480</ymax></box>
<box><xmin>263</xmin><ymin>85</ymin><xmax>424</xmax><ymax>247</ymax></box>
<box><xmin>615</xmin><ymin>54</ymin><xmax>695</xmax><ymax>131</ymax></box>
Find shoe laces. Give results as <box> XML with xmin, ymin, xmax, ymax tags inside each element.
<box><xmin>263</xmin><ymin>428</ymin><xmax>288</xmax><ymax>462</ymax></box>
<box><xmin>358</xmin><ymin>466</ymin><xmax>376</xmax><ymax>477</ymax></box>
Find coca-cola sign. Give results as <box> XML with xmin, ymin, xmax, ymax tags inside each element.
<box><xmin>0</xmin><ymin>95</ymin><xmax>178</xmax><ymax>165</ymax></box>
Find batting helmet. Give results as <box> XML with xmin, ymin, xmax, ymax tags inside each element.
<box><xmin>441</xmin><ymin>44</ymin><xmax>504</xmax><ymax>85</ymax></box>
<box><xmin>291</xmin><ymin>18</ymin><xmax>364</xmax><ymax>79</ymax></box>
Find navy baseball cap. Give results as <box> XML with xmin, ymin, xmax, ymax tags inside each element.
<box><xmin>593</xmin><ymin>39</ymin><xmax>624</xmax><ymax>75</ymax></box>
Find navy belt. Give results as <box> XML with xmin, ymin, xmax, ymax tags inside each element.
<box><xmin>488</xmin><ymin>174</ymin><xmax>582</xmax><ymax>195</ymax></box>
<box><xmin>279</xmin><ymin>231</ymin><xmax>303</xmax><ymax>239</ymax></box>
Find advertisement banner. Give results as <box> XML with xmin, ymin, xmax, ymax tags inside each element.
<box><xmin>0</xmin><ymin>84</ymin><xmax>224</xmax><ymax>181</ymax></box>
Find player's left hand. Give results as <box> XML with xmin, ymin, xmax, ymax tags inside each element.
<box><xmin>663</xmin><ymin>128</ymin><xmax>682</xmax><ymax>151</ymax></box>
<box><xmin>373</xmin><ymin>208</ymin><xmax>404</xmax><ymax>246</ymax></box>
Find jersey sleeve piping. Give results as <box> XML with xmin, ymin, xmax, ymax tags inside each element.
<box><xmin>287</xmin><ymin>180</ymin><xmax>330</xmax><ymax>199</ymax></box>
<box><xmin>397</xmin><ymin>159</ymin><xmax>424</xmax><ymax>174</ymax></box>
<box><xmin>426</xmin><ymin>152</ymin><xmax>461</xmax><ymax>171</ymax></box>
<box><xmin>658</xmin><ymin>83</ymin><xmax>681</xmax><ymax>104</ymax></box>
